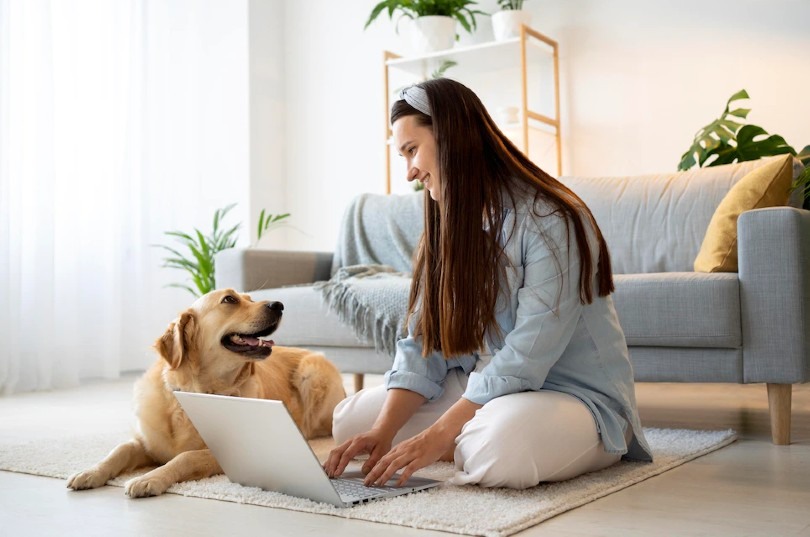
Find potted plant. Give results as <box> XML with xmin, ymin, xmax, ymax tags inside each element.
<box><xmin>365</xmin><ymin>0</ymin><xmax>486</xmax><ymax>54</ymax></box>
<box><xmin>492</xmin><ymin>0</ymin><xmax>532</xmax><ymax>41</ymax></box>
<box><xmin>678</xmin><ymin>89</ymin><xmax>810</xmax><ymax>209</ymax></box>
<box><xmin>155</xmin><ymin>204</ymin><xmax>290</xmax><ymax>297</ymax></box>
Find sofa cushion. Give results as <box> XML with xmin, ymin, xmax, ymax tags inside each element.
<box><xmin>255</xmin><ymin>274</ymin><xmax>741</xmax><ymax>352</ymax></box>
<box><xmin>249</xmin><ymin>286</ymin><xmax>373</xmax><ymax>348</ymax></box>
<box><xmin>694</xmin><ymin>154</ymin><xmax>794</xmax><ymax>272</ymax></box>
<box><xmin>613</xmin><ymin>272</ymin><xmax>740</xmax><ymax>348</ymax></box>
<box><xmin>559</xmin><ymin>157</ymin><xmax>794</xmax><ymax>274</ymax></box>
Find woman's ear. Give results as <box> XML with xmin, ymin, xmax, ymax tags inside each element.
<box><xmin>154</xmin><ymin>311</ymin><xmax>197</xmax><ymax>369</ymax></box>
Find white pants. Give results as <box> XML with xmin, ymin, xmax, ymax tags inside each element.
<box><xmin>333</xmin><ymin>369</ymin><xmax>622</xmax><ymax>489</ymax></box>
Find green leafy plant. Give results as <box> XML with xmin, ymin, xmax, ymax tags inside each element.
<box><xmin>497</xmin><ymin>0</ymin><xmax>527</xmax><ymax>9</ymax></box>
<box><xmin>365</xmin><ymin>0</ymin><xmax>486</xmax><ymax>35</ymax></box>
<box><xmin>257</xmin><ymin>209</ymin><xmax>290</xmax><ymax>241</ymax></box>
<box><xmin>678</xmin><ymin>89</ymin><xmax>810</xmax><ymax>209</ymax></box>
<box><xmin>156</xmin><ymin>205</ymin><xmax>290</xmax><ymax>297</ymax></box>
<box><xmin>430</xmin><ymin>58</ymin><xmax>457</xmax><ymax>79</ymax></box>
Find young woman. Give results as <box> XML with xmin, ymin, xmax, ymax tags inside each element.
<box><xmin>323</xmin><ymin>78</ymin><xmax>652</xmax><ymax>489</ymax></box>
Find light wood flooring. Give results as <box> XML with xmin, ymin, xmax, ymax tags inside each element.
<box><xmin>1</xmin><ymin>375</ymin><xmax>808</xmax><ymax>537</ymax></box>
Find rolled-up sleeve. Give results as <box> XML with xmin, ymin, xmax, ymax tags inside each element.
<box><xmin>385</xmin><ymin>328</ymin><xmax>476</xmax><ymax>402</ymax></box>
<box><xmin>463</xmin><ymin>213</ymin><xmax>585</xmax><ymax>405</ymax></box>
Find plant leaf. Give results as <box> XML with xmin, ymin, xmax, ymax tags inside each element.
<box><xmin>164</xmin><ymin>231</ymin><xmax>195</xmax><ymax>243</ymax></box>
<box><xmin>364</xmin><ymin>0</ymin><xmax>390</xmax><ymax>29</ymax></box>
<box><xmin>166</xmin><ymin>283</ymin><xmax>200</xmax><ymax>297</ymax></box>
<box><xmin>257</xmin><ymin>209</ymin><xmax>266</xmax><ymax>240</ymax></box>
<box><xmin>727</xmin><ymin>108</ymin><xmax>751</xmax><ymax>120</ymax></box>
<box><xmin>735</xmin><ymin>125</ymin><xmax>796</xmax><ymax>161</ymax></box>
<box><xmin>726</xmin><ymin>89</ymin><xmax>750</xmax><ymax>104</ymax></box>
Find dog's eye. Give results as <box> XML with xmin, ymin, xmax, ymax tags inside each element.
<box><xmin>221</xmin><ymin>295</ymin><xmax>238</xmax><ymax>305</ymax></box>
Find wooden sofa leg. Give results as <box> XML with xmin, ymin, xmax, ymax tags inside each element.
<box><xmin>353</xmin><ymin>373</ymin><xmax>364</xmax><ymax>394</ymax></box>
<box><xmin>766</xmin><ymin>383</ymin><xmax>792</xmax><ymax>445</ymax></box>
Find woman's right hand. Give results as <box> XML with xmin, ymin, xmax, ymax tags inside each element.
<box><xmin>324</xmin><ymin>428</ymin><xmax>394</xmax><ymax>478</ymax></box>
<box><xmin>324</xmin><ymin>388</ymin><xmax>427</xmax><ymax>479</ymax></box>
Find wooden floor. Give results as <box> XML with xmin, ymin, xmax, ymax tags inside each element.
<box><xmin>0</xmin><ymin>376</ymin><xmax>808</xmax><ymax>537</ymax></box>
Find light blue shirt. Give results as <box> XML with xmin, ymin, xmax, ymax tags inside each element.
<box><xmin>384</xmin><ymin>194</ymin><xmax>653</xmax><ymax>461</ymax></box>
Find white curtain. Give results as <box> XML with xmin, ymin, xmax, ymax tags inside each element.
<box><xmin>0</xmin><ymin>0</ymin><xmax>250</xmax><ymax>394</ymax></box>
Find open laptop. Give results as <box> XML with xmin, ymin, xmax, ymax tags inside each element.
<box><xmin>174</xmin><ymin>391</ymin><xmax>441</xmax><ymax>507</ymax></box>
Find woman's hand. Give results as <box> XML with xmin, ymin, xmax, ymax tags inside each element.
<box><xmin>324</xmin><ymin>388</ymin><xmax>427</xmax><ymax>479</ymax></box>
<box><xmin>324</xmin><ymin>428</ymin><xmax>394</xmax><ymax>479</ymax></box>
<box><xmin>364</xmin><ymin>398</ymin><xmax>483</xmax><ymax>487</ymax></box>
<box><xmin>362</xmin><ymin>425</ymin><xmax>455</xmax><ymax>487</ymax></box>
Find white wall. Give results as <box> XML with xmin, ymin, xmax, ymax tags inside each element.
<box><xmin>248</xmin><ymin>0</ymin><xmax>810</xmax><ymax>252</ymax></box>
<box><xmin>278</xmin><ymin>1</ymin><xmax>403</xmax><ymax>252</ymax></box>
<box><xmin>544</xmin><ymin>0</ymin><xmax>810</xmax><ymax>177</ymax></box>
<box><xmin>124</xmin><ymin>0</ymin><xmax>250</xmax><ymax>371</ymax></box>
<box><xmin>248</xmin><ymin>0</ymin><xmax>287</xmax><ymax>247</ymax></box>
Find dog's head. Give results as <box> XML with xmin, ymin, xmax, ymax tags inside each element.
<box><xmin>154</xmin><ymin>288</ymin><xmax>283</xmax><ymax>370</ymax></box>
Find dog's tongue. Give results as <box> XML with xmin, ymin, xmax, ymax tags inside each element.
<box><xmin>231</xmin><ymin>335</ymin><xmax>274</xmax><ymax>347</ymax></box>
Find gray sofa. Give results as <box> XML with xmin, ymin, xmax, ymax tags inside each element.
<box><xmin>215</xmin><ymin>156</ymin><xmax>810</xmax><ymax>445</ymax></box>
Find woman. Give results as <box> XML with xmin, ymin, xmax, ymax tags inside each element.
<box><xmin>324</xmin><ymin>78</ymin><xmax>652</xmax><ymax>489</ymax></box>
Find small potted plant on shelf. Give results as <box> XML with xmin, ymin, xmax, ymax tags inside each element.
<box><xmin>492</xmin><ymin>0</ymin><xmax>532</xmax><ymax>41</ymax></box>
<box><xmin>365</xmin><ymin>0</ymin><xmax>486</xmax><ymax>54</ymax></box>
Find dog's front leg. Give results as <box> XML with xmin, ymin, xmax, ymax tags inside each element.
<box><xmin>67</xmin><ymin>439</ymin><xmax>154</xmax><ymax>490</ymax></box>
<box><xmin>124</xmin><ymin>448</ymin><xmax>222</xmax><ymax>498</ymax></box>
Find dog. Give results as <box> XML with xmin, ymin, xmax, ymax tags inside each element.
<box><xmin>66</xmin><ymin>288</ymin><xmax>346</xmax><ymax>498</ymax></box>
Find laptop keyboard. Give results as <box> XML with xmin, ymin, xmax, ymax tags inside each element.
<box><xmin>331</xmin><ymin>477</ymin><xmax>397</xmax><ymax>499</ymax></box>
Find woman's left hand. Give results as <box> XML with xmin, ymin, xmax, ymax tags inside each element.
<box><xmin>362</xmin><ymin>425</ymin><xmax>454</xmax><ymax>487</ymax></box>
<box><xmin>363</xmin><ymin>397</ymin><xmax>483</xmax><ymax>487</ymax></box>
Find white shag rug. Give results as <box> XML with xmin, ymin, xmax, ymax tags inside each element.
<box><xmin>0</xmin><ymin>428</ymin><xmax>735</xmax><ymax>537</ymax></box>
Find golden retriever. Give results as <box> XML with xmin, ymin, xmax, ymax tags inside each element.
<box><xmin>66</xmin><ymin>288</ymin><xmax>346</xmax><ymax>498</ymax></box>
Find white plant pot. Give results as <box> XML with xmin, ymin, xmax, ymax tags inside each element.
<box><xmin>410</xmin><ymin>15</ymin><xmax>456</xmax><ymax>54</ymax></box>
<box><xmin>492</xmin><ymin>10</ymin><xmax>532</xmax><ymax>41</ymax></box>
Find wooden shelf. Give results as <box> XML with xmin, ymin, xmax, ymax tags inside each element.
<box><xmin>385</xmin><ymin>37</ymin><xmax>553</xmax><ymax>77</ymax></box>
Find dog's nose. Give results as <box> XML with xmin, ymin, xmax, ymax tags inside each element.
<box><xmin>268</xmin><ymin>301</ymin><xmax>284</xmax><ymax>312</ymax></box>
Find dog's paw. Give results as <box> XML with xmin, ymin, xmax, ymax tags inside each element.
<box><xmin>124</xmin><ymin>475</ymin><xmax>170</xmax><ymax>498</ymax></box>
<box><xmin>66</xmin><ymin>469</ymin><xmax>109</xmax><ymax>490</ymax></box>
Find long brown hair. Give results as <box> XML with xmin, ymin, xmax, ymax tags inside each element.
<box><xmin>392</xmin><ymin>78</ymin><xmax>613</xmax><ymax>358</ymax></box>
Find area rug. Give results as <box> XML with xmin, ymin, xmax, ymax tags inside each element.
<box><xmin>0</xmin><ymin>428</ymin><xmax>736</xmax><ymax>537</ymax></box>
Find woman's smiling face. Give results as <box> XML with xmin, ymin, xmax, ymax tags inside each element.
<box><xmin>392</xmin><ymin>115</ymin><xmax>441</xmax><ymax>202</ymax></box>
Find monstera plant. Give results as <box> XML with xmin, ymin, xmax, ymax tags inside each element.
<box><xmin>678</xmin><ymin>89</ymin><xmax>810</xmax><ymax>208</ymax></box>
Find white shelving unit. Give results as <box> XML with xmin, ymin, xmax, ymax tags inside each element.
<box><xmin>382</xmin><ymin>25</ymin><xmax>561</xmax><ymax>194</ymax></box>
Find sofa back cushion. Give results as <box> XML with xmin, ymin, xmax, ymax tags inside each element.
<box><xmin>559</xmin><ymin>156</ymin><xmax>801</xmax><ymax>274</ymax></box>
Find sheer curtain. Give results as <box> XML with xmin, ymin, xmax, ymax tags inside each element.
<box><xmin>0</xmin><ymin>0</ymin><xmax>250</xmax><ymax>394</ymax></box>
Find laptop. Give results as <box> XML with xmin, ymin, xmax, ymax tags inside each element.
<box><xmin>174</xmin><ymin>391</ymin><xmax>442</xmax><ymax>507</ymax></box>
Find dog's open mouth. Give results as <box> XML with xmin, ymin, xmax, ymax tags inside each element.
<box><xmin>221</xmin><ymin>327</ymin><xmax>276</xmax><ymax>358</ymax></box>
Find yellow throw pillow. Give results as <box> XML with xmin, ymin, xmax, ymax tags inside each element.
<box><xmin>694</xmin><ymin>154</ymin><xmax>794</xmax><ymax>272</ymax></box>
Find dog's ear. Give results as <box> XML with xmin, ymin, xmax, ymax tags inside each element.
<box><xmin>154</xmin><ymin>311</ymin><xmax>197</xmax><ymax>369</ymax></box>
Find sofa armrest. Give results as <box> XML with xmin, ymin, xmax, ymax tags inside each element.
<box><xmin>738</xmin><ymin>207</ymin><xmax>810</xmax><ymax>383</ymax></box>
<box><xmin>214</xmin><ymin>249</ymin><xmax>334</xmax><ymax>292</ymax></box>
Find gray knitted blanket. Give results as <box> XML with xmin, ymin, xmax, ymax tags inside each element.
<box><xmin>329</xmin><ymin>192</ymin><xmax>423</xmax><ymax>275</ymax></box>
<box><xmin>316</xmin><ymin>192</ymin><xmax>423</xmax><ymax>357</ymax></box>
<box><xmin>314</xmin><ymin>264</ymin><xmax>412</xmax><ymax>357</ymax></box>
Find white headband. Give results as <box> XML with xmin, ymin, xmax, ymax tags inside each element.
<box><xmin>400</xmin><ymin>85</ymin><xmax>431</xmax><ymax>116</ymax></box>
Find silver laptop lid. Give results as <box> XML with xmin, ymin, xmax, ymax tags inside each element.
<box><xmin>174</xmin><ymin>391</ymin><xmax>343</xmax><ymax>506</ymax></box>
